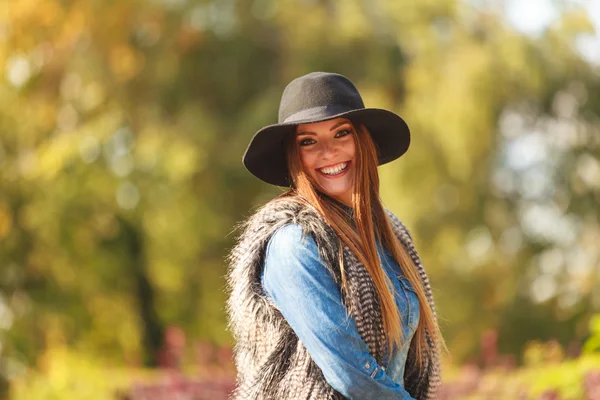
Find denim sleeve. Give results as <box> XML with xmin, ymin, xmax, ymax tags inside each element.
<box><xmin>262</xmin><ymin>224</ymin><xmax>415</xmax><ymax>400</ymax></box>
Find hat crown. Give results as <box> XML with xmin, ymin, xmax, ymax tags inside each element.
<box><xmin>278</xmin><ymin>72</ymin><xmax>365</xmax><ymax>123</ymax></box>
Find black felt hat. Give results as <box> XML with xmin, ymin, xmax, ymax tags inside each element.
<box><xmin>242</xmin><ymin>72</ymin><xmax>410</xmax><ymax>186</ymax></box>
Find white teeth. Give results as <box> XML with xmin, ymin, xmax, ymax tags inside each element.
<box><xmin>320</xmin><ymin>162</ymin><xmax>348</xmax><ymax>175</ymax></box>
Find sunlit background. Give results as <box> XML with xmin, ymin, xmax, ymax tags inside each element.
<box><xmin>1</xmin><ymin>0</ymin><xmax>600</xmax><ymax>399</ymax></box>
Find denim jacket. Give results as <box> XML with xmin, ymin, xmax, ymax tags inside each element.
<box><xmin>261</xmin><ymin>223</ymin><xmax>420</xmax><ymax>400</ymax></box>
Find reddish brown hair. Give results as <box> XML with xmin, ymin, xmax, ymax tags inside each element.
<box><xmin>278</xmin><ymin>121</ymin><xmax>446</xmax><ymax>367</ymax></box>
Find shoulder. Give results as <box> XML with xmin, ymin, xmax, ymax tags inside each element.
<box><xmin>230</xmin><ymin>197</ymin><xmax>309</xmax><ymax>249</ymax></box>
<box><xmin>266</xmin><ymin>223</ymin><xmax>318</xmax><ymax>260</ymax></box>
<box><xmin>384</xmin><ymin>208</ymin><xmax>414</xmax><ymax>242</ymax></box>
<box><xmin>383</xmin><ymin>208</ymin><xmax>402</xmax><ymax>227</ymax></box>
<box><xmin>262</xmin><ymin>223</ymin><xmax>332</xmax><ymax>297</ymax></box>
<box><xmin>237</xmin><ymin>196</ymin><xmax>335</xmax><ymax>245</ymax></box>
<box><xmin>263</xmin><ymin>220</ymin><xmax>343</xmax><ymax>288</ymax></box>
<box><xmin>239</xmin><ymin>197</ymin><xmax>314</xmax><ymax>233</ymax></box>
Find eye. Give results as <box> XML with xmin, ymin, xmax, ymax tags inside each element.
<box><xmin>298</xmin><ymin>138</ymin><xmax>315</xmax><ymax>146</ymax></box>
<box><xmin>335</xmin><ymin>128</ymin><xmax>352</xmax><ymax>138</ymax></box>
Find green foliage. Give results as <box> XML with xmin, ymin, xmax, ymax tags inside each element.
<box><xmin>1</xmin><ymin>0</ymin><xmax>599</xmax><ymax>394</ymax></box>
<box><xmin>10</xmin><ymin>347</ymin><xmax>139</xmax><ymax>400</ymax></box>
<box><xmin>443</xmin><ymin>354</ymin><xmax>600</xmax><ymax>399</ymax></box>
<box><xmin>9</xmin><ymin>347</ymin><xmax>600</xmax><ymax>399</ymax></box>
<box><xmin>583</xmin><ymin>314</ymin><xmax>600</xmax><ymax>353</ymax></box>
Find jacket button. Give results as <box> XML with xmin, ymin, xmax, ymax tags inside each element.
<box><xmin>365</xmin><ymin>362</ymin><xmax>370</xmax><ymax>370</ymax></box>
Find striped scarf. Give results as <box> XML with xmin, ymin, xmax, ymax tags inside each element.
<box><xmin>226</xmin><ymin>198</ymin><xmax>441</xmax><ymax>399</ymax></box>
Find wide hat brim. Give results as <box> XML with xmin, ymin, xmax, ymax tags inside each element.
<box><xmin>242</xmin><ymin>107</ymin><xmax>410</xmax><ymax>187</ymax></box>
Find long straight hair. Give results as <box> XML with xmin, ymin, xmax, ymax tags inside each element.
<box><xmin>279</xmin><ymin>121</ymin><xmax>446</xmax><ymax>367</ymax></box>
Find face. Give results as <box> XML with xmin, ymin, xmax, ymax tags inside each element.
<box><xmin>295</xmin><ymin>117</ymin><xmax>356</xmax><ymax>205</ymax></box>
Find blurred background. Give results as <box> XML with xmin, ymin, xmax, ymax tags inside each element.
<box><xmin>1</xmin><ymin>0</ymin><xmax>600</xmax><ymax>398</ymax></box>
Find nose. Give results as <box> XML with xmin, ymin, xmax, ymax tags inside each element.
<box><xmin>320</xmin><ymin>138</ymin><xmax>338</xmax><ymax>159</ymax></box>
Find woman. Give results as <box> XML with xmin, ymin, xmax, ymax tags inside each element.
<box><xmin>226</xmin><ymin>72</ymin><xmax>446</xmax><ymax>400</ymax></box>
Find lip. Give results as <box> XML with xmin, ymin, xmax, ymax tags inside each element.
<box><xmin>317</xmin><ymin>160</ymin><xmax>351</xmax><ymax>179</ymax></box>
<box><xmin>317</xmin><ymin>161</ymin><xmax>350</xmax><ymax>170</ymax></box>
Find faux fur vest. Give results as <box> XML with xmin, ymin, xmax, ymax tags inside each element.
<box><xmin>226</xmin><ymin>198</ymin><xmax>441</xmax><ymax>399</ymax></box>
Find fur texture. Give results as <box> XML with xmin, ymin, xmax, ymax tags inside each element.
<box><xmin>226</xmin><ymin>198</ymin><xmax>440</xmax><ymax>399</ymax></box>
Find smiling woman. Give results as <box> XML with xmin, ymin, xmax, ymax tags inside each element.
<box><xmin>293</xmin><ymin>118</ymin><xmax>356</xmax><ymax>205</ymax></box>
<box><xmin>227</xmin><ymin>72</ymin><xmax>446</xmax><ymax>400</ymax></box>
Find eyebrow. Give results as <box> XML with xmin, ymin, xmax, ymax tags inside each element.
<box><xmin>296</xmin><ymin>121</ymin><xmax>351</xmax><ymax>136</ymax></box>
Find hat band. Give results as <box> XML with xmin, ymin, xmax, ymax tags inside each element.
<box><xmin>282</xmin><ymin>104</ymin><xmax>363</xmax><ymax>124</ymax></box>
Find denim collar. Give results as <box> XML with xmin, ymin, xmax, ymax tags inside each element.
<box><xmin>337</xmin><ymin>201</ymin><xmax>354</xmax><ymax>217</ymax></box>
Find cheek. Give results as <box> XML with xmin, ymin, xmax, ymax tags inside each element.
<box><xmin>299</xmin><ymin>151</ymin><xmax>316</xmax><ymax>172</ymax></box>
<box><xmin>343</xmin><ymin>137</ymin><xmax>356</xmax><ymax>158</ymax></box>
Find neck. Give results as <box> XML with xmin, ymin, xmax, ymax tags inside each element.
<box><xmin>321</xmin><ymin>193</ymin><xmax>354</xmax><ymax>215</ymax></box>
<box><xmin>335</xmin><ymin>193</ymin><xmax>352</xmax><ymax>208</ymax></box>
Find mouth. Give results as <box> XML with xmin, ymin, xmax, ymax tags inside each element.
<box><xmin>317</xmin><ymin>161</ymin><xmax>351</xmax><ymax>178</ymax></box>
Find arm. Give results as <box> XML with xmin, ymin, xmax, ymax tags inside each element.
<box><xmin>262</xmin><ymin>224</ymin><xmax>415</xmax><ymax>400</ymax></box>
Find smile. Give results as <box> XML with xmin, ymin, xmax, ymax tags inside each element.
<box><xmin>318</xmin><ymin>161</ymin><xmax>350</xmax><ymax>177</ymax></box>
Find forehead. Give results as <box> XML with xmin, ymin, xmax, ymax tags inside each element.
<box><xmin>295</xmin><ymin>117</ymin><xmax>352</xmax><ymax>134</ymax></box>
